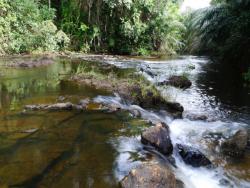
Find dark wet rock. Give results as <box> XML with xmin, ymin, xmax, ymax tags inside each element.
<box><xmin>164</xmin><ymin>102</ymin><xmax>184</xmax><ymax>118</ymax></box>
<box><xmin>158</xmin><ymin>76</ymin><xmax>192</xmax><ymax>89</ymax></box>
<box><xmin>176</xmin><ymin>179</ymin><xmax>185</xmax><ymax>188</ymax></box>
<box><xmin>145</xmin><ymin>70</ymin><xmax>157</xmax><ymax>78</ymax></box>
<box><xmin>220</xmin><ymin>129</ymin><xmax>248</xmax><ymax>157</ymax></box>
<box><xmin>185</xmin><ymin>113</ymin><xmax>208</xmax><ymax>121</ymax></box>
<box><xmin>48</xmin><ymin>102</ymin><xmax>73</xmax><ymax>110</ymax></box>
<box><xmin>120</xmin><ymin>163</ymin><xmax>176</xmax><ymax>188</ymax></box>
<box><xmin>176</xmin><ymin>144</ymin><xmax>212</xmax><ymax>167</ymax></box>
<box><xmin>202</xmin><ymin>128</ymin><xmax>248</xmax><ymax>157</ymax></box>
<box><xmin>141</xmin><ymin>122</ymin><xmax>173</xmax><ymax>155</ymax></box>
<box><xmin>139</xmin><ymin>66</ymin><xmax>157</xmax><ymax>78</ymax></box>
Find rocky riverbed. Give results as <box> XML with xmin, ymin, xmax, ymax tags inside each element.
<box><xmin>0</xmin><ymin>55</ymin><xmax>249</xmax><ymax>188</ymax></box>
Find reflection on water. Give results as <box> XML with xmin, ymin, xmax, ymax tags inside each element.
<box><xmin>0</xmin><ymin>57</ymin><xmax>148</xmax><ymax>187</ymax></box>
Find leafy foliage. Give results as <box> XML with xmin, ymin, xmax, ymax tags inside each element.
<box><xmin>54</xmin><ymin>0</ymin><xmax>185</xmax><ymax>55</ymax></box>
<box><xmin>186</xmin><ymin>0</ymin><xmax>250</xmax><ymax>72</ymax></box>
<box><xmin>0</xmin><ymin>0</ymin><xmax>69</xmax><ymax>55</ymax></box>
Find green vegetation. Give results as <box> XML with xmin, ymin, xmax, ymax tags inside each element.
<box><xmin>53</xmin><ymin>0</ymin><xmax>184</xmax><ymax>55</ymax></box>
<box><xmin>184</xmin><ymin>0</ymin><xmax>250</xmax><ymax>73</ymax></box>
<box><xmin>0</xmin><ymin>0</ymin><xmax>69</xmax><ymax>55</ymax></box>
<box><xmin>0</xmin><ymin>0</ymin><xmax>185</xmax><ymax>55</ymax></box>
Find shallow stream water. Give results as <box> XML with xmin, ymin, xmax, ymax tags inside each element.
<box><xmin>0</xmin><ymin>56</ymin><xmax>249</xmax><ymax>188</ymax></box>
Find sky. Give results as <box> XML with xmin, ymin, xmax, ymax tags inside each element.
<box><xmin>181</xmin><ymin>0</ymin><xmax>211</xmax><ymax>12</ymax></box>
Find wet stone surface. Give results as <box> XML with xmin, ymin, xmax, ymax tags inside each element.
<box><xmin>120</xmin><ymin>163</ymin><xmax>176</xmax><ymax>188</ymax></box>
<box><xmin>141</xmin><ymin>122</ymin><xmax>173</xmax><ymax>155</ymax></box>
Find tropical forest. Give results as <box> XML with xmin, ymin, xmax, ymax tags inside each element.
<box><xmin>0</xmin><ymin>0</ymin><xmax>249</xmax><ymax>187</ymax></box>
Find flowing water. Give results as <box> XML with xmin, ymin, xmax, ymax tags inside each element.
<box><xmin>0</xmin><ymin>56</ymin><xmax>249</xmax><ymax>188</ymax></box>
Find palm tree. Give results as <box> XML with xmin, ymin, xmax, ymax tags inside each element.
<box><xmin>190</xmin><ymin>0</ymin><xmax>250</xmax><ymax>71</ymax></box>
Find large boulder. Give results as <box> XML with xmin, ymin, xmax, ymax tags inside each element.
<box><xmin>120</xmin><ymin>164</ymin><xmax>176</xmax><ymax>188</ymax></box>
<box><xmin>141</xmin><ymin>122</ymin><xmax>173</xmax><ymax>155</ymax></box>
<box><xmin>202</xmin><ymin>128</ymin><xmax>248</xmax><ymax>157</ymax></box>
<box><xmin>220</xmin><ymin>129</ymin><xmax>248</xmax><ymax>157</ymax></box>
<box><xmin>158</xmin><ymin>76</ymin><xmax>192</xmax><ymax>89</ymax></box>
<box><xmin>176</xmin><ymin>144</ymin><xmax>212</xmax><ymax>167</ymax></box>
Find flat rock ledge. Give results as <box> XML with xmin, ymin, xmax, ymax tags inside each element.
<box><xmin>120</xmin><ymin>163</ymin><xmax>177</xmax><ymax>188</ymax></box>
<box><xmin>24</xmin><ymin>100</ymin><xmax>123</xmax><ymax>113</ymax></box>
<box><xmin>141</xmin><ymin>122</ymin><xmax>173</xmax><ymax>155</ymax></box>
<box><xmin>24</xmin><ymin>102</ymin><xmax>88</xmax><ymax>111</ymax></box>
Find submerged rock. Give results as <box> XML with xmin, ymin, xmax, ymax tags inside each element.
<box><xmin>120</xmin><ymin>163</ymin><xmax>176</xmax><ymax>188</ymax></box>
<box><xmin>176</xmin><ymin>144</ymin><xmax>212</xmax><ymax>167</ymax></box>
<box><xmin>184</xmin><ymin>113</ymin><xmax>208</xmax><ymax>121</ymax></box>
<box><xmin>158</xmin><ymin>76</ymin><xmax>192</xmax><ymax>89</ymax></box>
<box><xmin>25</xmin><ymin>102</ymin><xmax>87</xmax><ymax>111</ymax></box>
<box><xmin>141</xmin><ymin>122</ymin><xmax>173</xmax><ymax>155</ymax></box>
<box><xmin>25</xmin><ymin>102</ymin><xmax>73</xmax><ymax>111</ymax></box>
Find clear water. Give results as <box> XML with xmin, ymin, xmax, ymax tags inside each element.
<box><xmin>0</xmin><ymin>55</ymin><xmax>249</xmax><ymax>188</ymax></box>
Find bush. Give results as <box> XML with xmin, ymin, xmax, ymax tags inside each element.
<box><xmin>0</xmin><ymin>0</ymin><xmax>69</xmax><ymax>55</ymax></box>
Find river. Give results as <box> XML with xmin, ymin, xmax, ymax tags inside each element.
<box><xmin>0</xmin><ymin>55</ymin><xmax>249</xmax><ymax>188</ymax></box>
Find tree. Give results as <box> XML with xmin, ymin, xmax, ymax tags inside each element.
<box><xmin>188</xmin><ymin>0</ymin><xmax>250</xmax><ymax>72</ymax></box>
<box><xmin>55</xmin><ymin>0</ymin><xmax>185</xmax><ymax>54</ymax></box>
